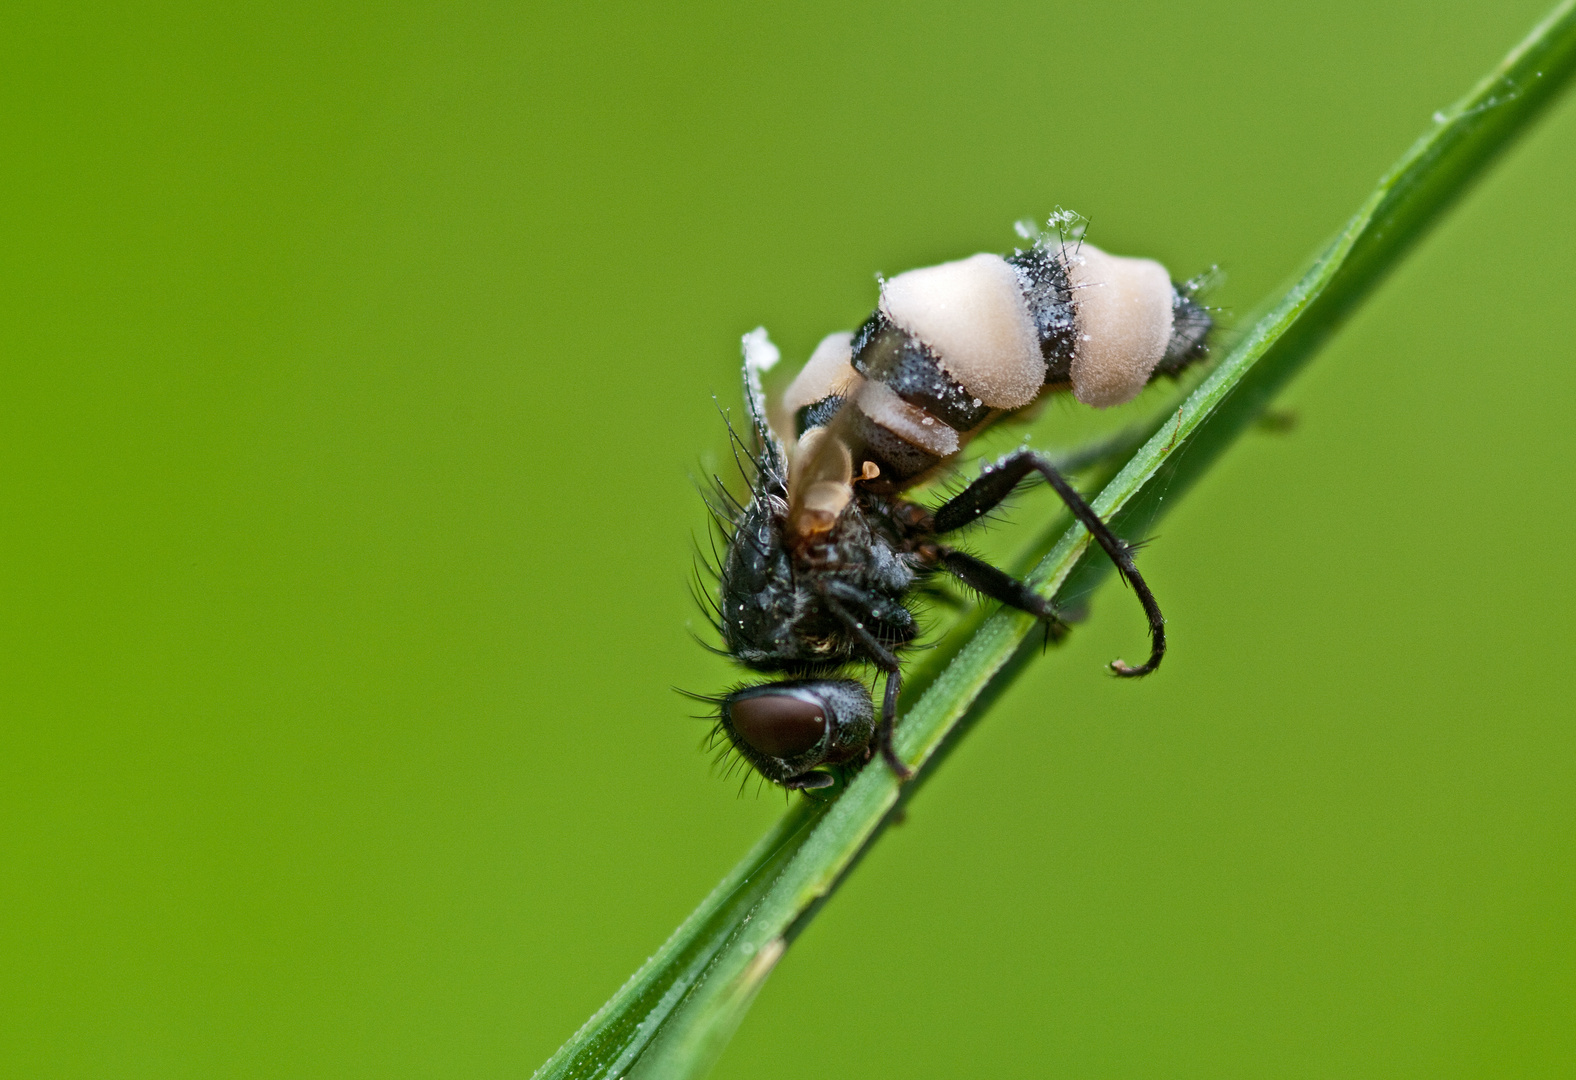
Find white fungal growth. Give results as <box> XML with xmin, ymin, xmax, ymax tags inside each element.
<box><xmin>879</xmin><ymin>253</ymin><xmax>1045</xmax><ymax>409</ymax></box>
<box><xmin>856</xmin><ymin>379</ymin><xmax>959</xmax><ymax>456</ymax></box>
<box><xmin>782</xmin><ymin>332</ymin><xmax>859</xmax><ymax>416</ymax></box>
<box><xmin>1061</xmin><ymin>244</ymin><xmax>1174</xmax><ymax>408</ymax></box>
<box><xmin>741</xmin><ymin>326</ymin><xmax>780</xmax><ymax>375</ymax></box>
<box><xmin>742</xmin><ymin>326</ymin><xmax>784</xmax><ymax>448</ymax></box>
<box><xmin>772</xmin><ymin>331</ymin><xmax>862</xmax><ymax>447</ymax></box>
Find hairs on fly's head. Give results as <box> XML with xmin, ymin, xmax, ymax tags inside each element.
<box><xmin>673</xmin><ymin>687</ymin><xmax>747</xmax><ymax>780</ymax></box>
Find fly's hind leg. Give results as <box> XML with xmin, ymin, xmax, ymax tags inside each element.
<box><xmin>932</xmin><ymin>547</ymin><xmax>1071</xmax><ymax>649</ymax></box>
<box><xmin>928</xmin><ymin>450</ymin><xmax>1165</xmax><ymax>677</ymax></box>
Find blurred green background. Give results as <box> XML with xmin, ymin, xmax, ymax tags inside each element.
<box><xmin>3</xmin><ymin>1</ymin><xmax>1574</xmax><ymax>1076</ymax></box>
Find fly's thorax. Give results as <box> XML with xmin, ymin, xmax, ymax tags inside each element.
<box><xmin>718</xmin><ymin>492</ymin><xmax>808</xmax><ymax>668</ymax></box>
<box><xmin>719</xmin><ymin>480</ymin><xmax>921</xmax><ymax>673</ymax></box>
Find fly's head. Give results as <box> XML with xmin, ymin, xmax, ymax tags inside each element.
<box><xmin>713</xmin><ymin>678</ymin><xmax>875</xmax><ymax>789</ymax></box>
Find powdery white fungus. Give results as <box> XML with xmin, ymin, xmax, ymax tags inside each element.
<box><xmin>782</xmin><ymin>332</ymin><xmax>859</xmax><ymax>416</ymax></box>
<box><xmin>742</xmin><ymin>326</ymin><xmax>780</xmax><ymax>373</ymax></box>
<box><xmin>879</xmin><ymin>253</ymin><xmax>1045</xmax><ymax>409</ymax></box>
<box><xmin>743</xmin><ymin>326</ymin><xmax>787</xmax><ymax>447</ymax></box>
<box><xmin>856</xmin><ymin>378</ymin><xmax>960</xmax><ymax>456</ymax></box>
<box><xmin>1061</xmin><ymin>244</ymin><xmax>1174</xmax><ymax>408</ymax></box>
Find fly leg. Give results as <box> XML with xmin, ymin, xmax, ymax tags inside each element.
<box><xmin>931</xmin><ymin>547</ymin><xmax>1071</xmax><ymax>649</ymax></box>
<box><xmin>821</xmin><ymin>587</ymin><xmax>913</xmax><ymax>782</ymax></box>
<box><xmin>929</xmin><ymin>450</ymin><xmax>1165</xmax><ymax>677</ymax></box>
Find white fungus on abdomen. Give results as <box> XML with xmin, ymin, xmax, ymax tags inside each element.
<box><xmin>879</xmin><ymin>253</ymin><xmax>1046</xmax><ymax>410</ymax></box>
<box><xmin>776</xmin><ymin>232</ymin><xmax>1209</xmax><ymax>496</ymax></box>
<box><xmin>1061</xmin><ymin>244</ymin><xmax>1174</xmax><ymax>408</ymax></box>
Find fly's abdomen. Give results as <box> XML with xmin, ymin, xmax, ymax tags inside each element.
<box><xmin>780</xmin><ymin>242</ymin><xmax>1212</xmax><ymax>491</ymax></box>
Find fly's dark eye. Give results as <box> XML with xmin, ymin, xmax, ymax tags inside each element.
<box><xmin>726</xmin><ymin>691</ymin><xmax>827</xmax><ymax>759</ymax></box>
<box><xmin>716</xmin><ymin>679</ymin><xmax>874</xmax><ymax>786</ymax></box>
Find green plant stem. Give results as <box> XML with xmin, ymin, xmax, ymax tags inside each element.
<box><xmin>534</xmin><ymin>5</ymin><xmax>1576</xmax><ymax>1077</ymax></box>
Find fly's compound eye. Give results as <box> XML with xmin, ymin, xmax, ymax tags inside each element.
<box><xmin>729</xmin><ymin>689</ymin><xmax>827</xmax><ymax>758</ymax></box>
<box><xmin>720</xmin><ymin>679</ymin><xmax>875</xmax><ymax>788</ymax></box>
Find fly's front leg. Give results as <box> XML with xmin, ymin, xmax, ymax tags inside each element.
<box><xmin>877</xmin><ymin>664</ymin><xmax>905</xmax><ymax>779</ymax></box>
<box><xmin>929</xmin><ymin>450</ymin><xmax>1166</xmax><ymax>677</ymax></box>
<box><xmin>822</xmin><ymin>587</ymin><xmax>913</xmax><ymax>782</ymax></box>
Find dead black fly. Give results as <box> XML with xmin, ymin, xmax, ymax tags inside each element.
<box><xmin>693</xmin><ymin>216</ymin><xmax>1213</xmax><ymax>790</ymax></box>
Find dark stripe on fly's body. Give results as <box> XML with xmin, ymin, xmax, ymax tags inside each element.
<box><xmin>1007</xmin><ymin>246</ymin><xmax>1078</xmax><ymax>386</ymax></box>
<box><xmin>790</xmin><ymin>387</ymin><xmax>942</xmax><ymax>490</ymax></box>
<box><xmin>794</xmin><ymin>395</ymin><xmax>845</xmax><ymax>437</ymax></box>
<box><xmin>850</xmin><ymin>312</ymin><xmax>992</xmax><ymax>431</ymax></box>
<box><xmin>835</xmin><ymin>251</ymin><xmax>1088</xmax><ymax>491</ymax></box>
<box><xmin>794</xmin><ymin>246</ymin><xmax>1215</xmax><ymax>494</ymax></box>
<box><xmin>1010</xmin><ymin>246</ymin><xmax>1214</xmax><ymax>385</ymax></box>
<box><xmin>842</xmin><ymin>407</ymin><xmax>942</xmax><ymax>489</ymax></box>
<box><xmin>1156</xmin><ymin>288</ymin><xmax>1212</xmax><ymax>378</ymax></box>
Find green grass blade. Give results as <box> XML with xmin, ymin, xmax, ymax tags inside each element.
<box><xmin>535</xmin><ymin>4</ymin><xmax>1576</xmax><ymax>1077</ymax></box>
